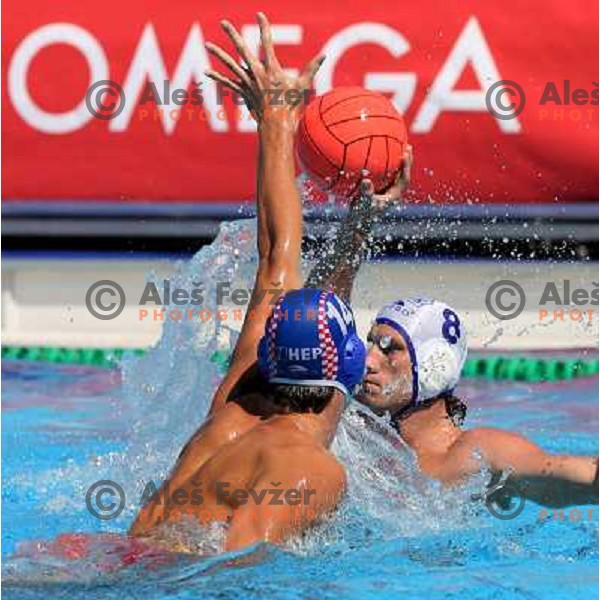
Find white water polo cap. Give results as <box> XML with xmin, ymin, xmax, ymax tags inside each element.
<box><xmin>374</xmin><ymin>297</ymin><xmax>468</xmax><ymax>403</ymax></box>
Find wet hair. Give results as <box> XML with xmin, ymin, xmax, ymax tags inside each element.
<box><xmin>270</xmin><ymin>383</ymin><xmax>335</xmax><ymax>414</ymax></box>
<box><xmin>229</xmin><ymin>365</ymin><xmax>336</xmax><ymax>415</ymax></box>
<box><xmin>441</xmin><ymin>393</ymin><xmax>467</xmax><ymax>426</ymax></box>
<box><xmin>392</xmin><ymin>393</ymin><xmax>468</xmax><ymax>427</ymax></box>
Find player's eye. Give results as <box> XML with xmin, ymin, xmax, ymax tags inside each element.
<box><xmin>378</xmin><ymin>335</ymin><xmax>393</xmax><ymax>354</ymax></box>
<box><xmin>367</xmin><ymin>333</ymin><xmax>403</xmax><ymax>356</ymax></box>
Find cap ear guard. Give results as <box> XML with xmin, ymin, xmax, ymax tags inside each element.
<box><xmin>416</xmin><ymin>339</ymin><xmax>460</xmax><ymax>401</ymax></box>
<box><xmin>337</xmin><ymin>332</ymin><xmax>367</xmax><ymax>393</ymax></box>
<box><xmin>257</xmin><ymin>335</ymin><xmax>271</xmax><ymax>380</ymax></box>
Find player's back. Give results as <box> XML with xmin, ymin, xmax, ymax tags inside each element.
<box><xmin>130</xmin><ymin>288</ymin><xmax>366</xmax><ymax>552</ymax></box>
<box><xmin>186</xmin><ymin>413</ymin><xmax>346</xmax><ymax>550</ymax></box>
<box><xmin>132</xmin><ymin>402</ymin><xmax>346</xmax><ymax>552</ymax></box>
<box><xmin>129</xmin><ymin>399</ymin><xmax>261</xmax><ymax>539</ymax></box>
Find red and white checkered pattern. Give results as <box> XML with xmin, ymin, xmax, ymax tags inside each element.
<box><xmin>317</xmin><ymin>292</ymin><xmax>338</xmax><ymax>380</ymax></box>
<box><xmin>266</xmin><ymin>295</ymin><xmax>286</xmax><ymax>379</ymax></box>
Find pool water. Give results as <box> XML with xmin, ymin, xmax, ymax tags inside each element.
<box><xmin>2</xmin><ymin>222</ymin><xmax>599</xmax><ymax>598</ymax></box>
<box><xmin>2</xmin><ymin>359</ymin><xmax>598</xmax><ymax>600</ymax></box>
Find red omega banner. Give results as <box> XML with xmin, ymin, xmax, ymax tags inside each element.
<box><xmin>2</xmin><ymin>0</ymin><xmax>598</xmax><ymax>204</ymax></box>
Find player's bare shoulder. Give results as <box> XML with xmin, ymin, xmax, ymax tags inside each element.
<box><xmin>440</xmin><ymin>427</ymin><xmax>545</xmax><ymax>483</ymax></box>
<box><xmin>262</xmin><ymin>425</ymin><xmax>346</xmax><ymax>495</ymax></box>
<box><xmin>432</xmin><ymin>428</ymin><xmax>503</xmax><ymax>483</ymax></box>
<box><xmin>456</xmin><ymin>427</ymin><xmax>534</xmax><ymax>455</ymax></box>
<box><xmin>445</xmin><ymin>427</ymin><xmax>512</xmax><ymax>464</ymax></box>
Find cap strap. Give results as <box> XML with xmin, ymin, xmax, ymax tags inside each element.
<box><xmin>375</xmin><ymin>317</ymin><xmax>419</xmax><ymax>403</ymax></box>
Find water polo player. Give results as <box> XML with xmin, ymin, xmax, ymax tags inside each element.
<box><xmin>130</xmin><ymin>14</ymin><xmax>366</xmax><ymax>552</ymax></box>
<box><xmin>307</xmin><ymin>161</ymin><xmax>598</xmax><ymax>506</ymax></box>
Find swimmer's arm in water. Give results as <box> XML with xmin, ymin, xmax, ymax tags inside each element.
<box><xmin>204</xmin><ymin>13</ymin><xmax>324</xmax><ymax>413</ymax></box>
<box><xmin>306</xmin><ymin>146</ymin><xmax>412</xmax><ymax>302</ymax></box>
<box><xmin>224</xmin><ymin>459</ymin><xmax>346</xmax><ymax>552</ymax></box>
<box><xmin>453</xmin><ymin>428</ymin><xmax>599</xmax><ymax>506</ymax></box>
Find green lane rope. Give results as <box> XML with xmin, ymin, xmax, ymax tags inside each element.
<box><xmin>461</xmin><ymin>355</ymin><xmax>598</xmax><ymax>381</ymax></box>
<box><xmin>1</xmin><ymin>345</ymin><xmax>598</xmax><ymax>383</ymax></box>
<box><xmin>1</xmin><ymin>346</ymin><xmax>145</xmax><ymax>368</ymax></box>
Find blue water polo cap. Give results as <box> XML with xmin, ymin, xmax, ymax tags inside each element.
<box><xmin>258</xmin><ymin>288</ymin><xmax>366</xmax><ymax>397</ymax></box>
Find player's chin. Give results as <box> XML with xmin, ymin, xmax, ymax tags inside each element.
<box><xmin>356</xmin><ymin>383</ymin><xmax>388</xmax><ymax>412</ymax></box>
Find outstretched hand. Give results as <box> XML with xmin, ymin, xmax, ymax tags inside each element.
<box><xmin>205</xmin><ymin>12</ymin><xmax>324</xmax><ymax>125</ymax></box>
<box><xmin>359</xmin><ymin>144</ymin><xmax>413</xmax><ymax>210</ymax></box>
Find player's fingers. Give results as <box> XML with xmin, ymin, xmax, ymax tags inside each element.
<box><xmin>204</xmin><ymin>69</ymin><xmax>253</xmax><ymax>105</ymax></box>
<box><xmin>298</xmin><ymin>54</ymin><xmax>325</xmax><ymax>92</ymax></box>
<box><xmin>382</xmin><ymin>183</ymin><xmax>404</xmax><ymax>203</ymax></box>
<box><xmin>221</xmin><ymin>20</ymin><xmax>261</xmax><ymax>75</ymax></box>
<box><xmin>403</xmin><ymin>144</ymin><xmax>413</xmax><ymax>177</ymax></box>
<box><xmin>384</xmin><ymin>144</ymin><xmax>413</xmax><ymax>198</ymax></box>
<box><xmin>373</xmin><ymin>190</ymin><xmax>402</xmax><ymax>209</ymax></box>
<box><xmin>372</xmin><ymin>195</ymin><xmax>390</xmax><ymax>210</ymax></box>
<box><xmin>399</xmin><ymin>144</ymin><xmax>413</xmax><ymax>189</ymax></box>
<box><xmin>205</xmin><ymin>42</ymin><xmax>254</xmax><ymax>89</ymax></box>
<box><xmin>360</xmin><ymin>175</ymin><xmax>375</xmax><ymax>198</ymax></box>
<box><xmin>360</xmin><ymin>170</ymin><xmax>403</xmax><ymax>208</ymax></box>
<box><xmin>257</xmin><ymin>12</ymin><xmax>280</xmax><ymax>70</ymax></box>
<box><xmin>381</xmin><ymin>181</ymin><xmax>408</xmax><ymax>205</ymax></box>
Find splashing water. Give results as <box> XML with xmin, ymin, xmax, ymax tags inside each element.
<box><xmin>121</xmin><ymin>217</ymin><xmax>489</xmax><ymax>542</ymax></box>
<box><xmin>117</xmin><ymin>219</ymin><xmax>261</xmax><ymax>511</ymax></box>
<box><xmin>4</xmin><ymin>217</ymin><xmax>494</xmax><ymax>586</ymax></box>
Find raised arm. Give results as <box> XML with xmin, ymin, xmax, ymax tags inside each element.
<box><xmin>205</xmin><ymin>13</ymin><xmax>324</xmax><ymax>413</ymax></box>
<box><xmin>305</xmin><ymin>146</ymin><xmax>412</xmax><ymax>302</ymax></box>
